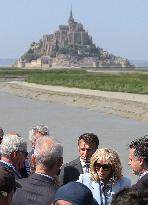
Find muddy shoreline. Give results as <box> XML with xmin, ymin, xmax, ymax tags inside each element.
<box><xmin>0</xmin><ymin>81</ymin><xmax>148</xmax><ymax>123</ymax></box>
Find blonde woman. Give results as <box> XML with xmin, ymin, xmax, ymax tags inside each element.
<box><xmin>77</xmin><ymin>148</ymin><xmax>131</xmax><ymax>205</ymax></box>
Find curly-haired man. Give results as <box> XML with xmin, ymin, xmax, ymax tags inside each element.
<box><xmin>128</xmin><ymin>135</ymin><xmax>148</xmax><ymax>191</ymax></box>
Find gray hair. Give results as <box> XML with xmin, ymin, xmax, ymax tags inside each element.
<box><xmin>29</xmin><ymin>125</ymin><xmax>49</xmax><ymax>144</ymax></box>
<box><xmin>0</xmin><ymin>134</ymin><xmax>27</xmax><ymax>157</ymax></box>
<box><xmin>34</xmin><ymin>136</ymin><xmax>63</xmax><ymax>169</ymax></box>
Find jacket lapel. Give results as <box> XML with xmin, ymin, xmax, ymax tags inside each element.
<box><xmin>74</xmin><ymin>158</ymin><xmax>83</xmax><ymax>174</ymax></box>
<box><xmin>90</xmin><ymin>180</ymin><xmax>101</xmax><ymax>205</ymax></box>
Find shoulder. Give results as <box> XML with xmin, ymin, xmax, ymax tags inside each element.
<box><xmin>140</xmin><ymin>173</ymin><xmax>148</xmax><ymax>182</ymax></box>
<box><xmin>112</xmin><ymin>176</ymin><xmax>131</xmax><ymax>193</ymax></box>
<box><xmin>119</xmin><ymin>176</ymin><xmax>131</xmax><ymax>186</ymax></box>
<box><xmin>60</xmin><ymin>158</ymin><xmax>80</xmax><ymax>171</ymax></box>
<box><xmin>63</xmin><ymin>158</ymin><xmax>80</xmax><ymax>167</ymax></box>
<box><xmin>16</xmin><ymin>176</ymin><xmax>29</xmax><ymax>187</ymax></box>
<box><xmin>136</xmin><ymin>173</ymin><xmax>148</xmax><ymax>190</ymax></box>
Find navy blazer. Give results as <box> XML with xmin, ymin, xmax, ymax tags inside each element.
<box><xmin>0</xmin><ymin>160</ymin><xmax>22</xmax><ymax>179</ymax></box>
<box><xmin>135</xmin><ymin>173</ymin><xmax>148</xmax><ymax>191</ymax></box>
<box><xmin>12</xmin><ymin>173</ymin><xmax>59</xmax><ymax>205</ymax></box>
<box><xmin>59</xmin><ymin>157</ymin><xmax>83</xmax><ymax>185</ymax></box>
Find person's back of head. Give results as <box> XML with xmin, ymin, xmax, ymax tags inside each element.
<box><xmin>34</xmin><ymin>136</ymin><xmax>63</xmax><ymax>175</ymax></box>
<box><xmin>53</xmin><ymin>181</ymin><xmax>98</xmax><ymax>205</ymax></box>
<box><xmin>0</xmin><ymin>168</ymin><xmax>16</xmax><ymax>205</ymax></box>
<box><xmin>111</xmin><ymin>187</ymin><xmax>148</xmax><ymax>205</ymax></box>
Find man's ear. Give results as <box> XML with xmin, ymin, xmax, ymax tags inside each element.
<box><xmin>57</xmin><ymin>157</ymin><xmax>63</xmax><ymax>167</ymax></box>
<box><xmin>139</xmin><ymin>157</ymin><xmax>144</xmax><ymax>166</ymax></box>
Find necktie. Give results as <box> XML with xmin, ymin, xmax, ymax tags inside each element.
<box><xmin>85</xmin><ymin>164</ymin><xmax>89</xmax><ymax>173</ymax></box>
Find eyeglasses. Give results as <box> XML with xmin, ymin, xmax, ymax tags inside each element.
<box><xmin>94</xmin><ymin>163</ymin><xmax>111</xmax><ymax>171</ymax></box>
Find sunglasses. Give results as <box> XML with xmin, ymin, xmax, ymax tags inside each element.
<box><xmin>94</xmin><ymin>163</ymin><xmax>111</xmax><ymax>171</ymax></box>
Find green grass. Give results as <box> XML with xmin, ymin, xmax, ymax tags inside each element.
<box><xmin>0</xmin><ymin>68</ymin><xmax>148</xmax><ymax>94</ymax></box>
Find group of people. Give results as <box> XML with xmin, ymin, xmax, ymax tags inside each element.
<box><xmin>0</xmin><ymin>126</ymin><xmax>147</xmax><ymax>205</ymax></box>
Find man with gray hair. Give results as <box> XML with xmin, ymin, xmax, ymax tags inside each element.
<box><xmin>0</xmin><ymin>133</ymin><xmax>27</xmax><ymax>179</ymax></box>
<box><xmin>28</xmin><ymin>124</ymin><xmax>49</xmax><ymax>173</ymax></box>
<box><xmin>29</xmin><ymin>124</ymin><xmax>49</xmax><ymax>149</ymax></box>
<box><xmin>12</xmin><ymin>136</ymin><xmax>63</xmax><ymax>205</ymax></box>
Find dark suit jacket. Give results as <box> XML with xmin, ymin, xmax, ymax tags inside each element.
<box><xmin>0</xmin><ymin>161</ymin><xmax>22</xmax><ymax>180</ymax></box>
<box><xmin>12</xmin><ymin>173</ymin><xmax>59</xmax><ymax>205</ymax></box>
<box><xmin>59</xmin><ymin>157</ymin><xmax>83</xmax><ymax>185</ymax></box>
<box><xmin>135</xmin><ymin>173</ymin><xmax>148</xmax><ymax>191</ymax></box>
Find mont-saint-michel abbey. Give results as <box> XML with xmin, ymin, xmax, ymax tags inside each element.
<box><xmin>15</xmin><ymin>10</ymin><xmax>131</xmax><ymax>68</ymax></box>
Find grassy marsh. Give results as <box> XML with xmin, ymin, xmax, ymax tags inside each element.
<box><xmin>0</xmin><ymin>68</ymin><xmax>148</xmax><ymax>94</ymax></box>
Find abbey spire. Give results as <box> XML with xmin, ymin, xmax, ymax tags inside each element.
<box><xmin>68</xmin><ymin>6</ymin><xmax>74</xmax><ymax>25</ymax></box>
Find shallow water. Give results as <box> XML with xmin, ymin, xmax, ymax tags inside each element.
<box><xmin>0</xmin><ymin>91</ymin><xmax>148</xmax><ymax>184</ymax></box>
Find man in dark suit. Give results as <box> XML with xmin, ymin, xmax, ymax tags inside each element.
<box><xmin>59</xmin><ymin>133</ymin><xmax>99</xmax><ymax>185</ymax></box>
<box><xmin>12</xmin><ymin>136</ymin><xmax>63</xmax><ymax>205</ymax></box>
<box><xmin>128</xmin><ymin>135</ymin><xmax>148</xmax><ymax>191</ymax></box>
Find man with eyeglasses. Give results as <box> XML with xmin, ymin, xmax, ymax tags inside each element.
<box><xmin>0</xmin><ymin>133</ymin><xmax>27</xmax><ymax>179</ymax></box>
<box><xmin>59</xmin><ymin>133</ymin><xmax>99</xmax><ymax>185</ymax></box>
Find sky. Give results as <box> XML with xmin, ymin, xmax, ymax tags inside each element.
<box><xmin>0</xmin><ymin>0</ymin><xmax>148</xmax><ymax>60</ymax></box>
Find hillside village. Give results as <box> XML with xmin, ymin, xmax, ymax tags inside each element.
<box><xmin>15</xmin><ymin>10</ymin><xmax>132</xmax><ymax>69</ymax></box>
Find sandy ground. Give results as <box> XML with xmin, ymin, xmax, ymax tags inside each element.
<box><xmin>0</xmin><ymin>81</ymin><xmax>148</xmax><ymax>123</ymax></box>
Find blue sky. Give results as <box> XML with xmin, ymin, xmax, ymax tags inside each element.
<box><xmin>0</xmin><ymin>0</ymin><xmax>148</xmax><ymax>60</ymax></box>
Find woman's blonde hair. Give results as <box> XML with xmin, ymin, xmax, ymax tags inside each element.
<box><xmin>90</xmin><ymin>148</ymin><xmax>122</xmax><ymax>184</ymax></box>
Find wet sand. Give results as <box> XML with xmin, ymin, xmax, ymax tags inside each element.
<box><xmin>0</xmin><ymin>81</ymin><xmax>148</xmax><ymax>123</ymax></box>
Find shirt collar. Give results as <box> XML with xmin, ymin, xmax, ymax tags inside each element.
<box><xmin>139</xmin><ymin>171</ymin><xmax>148</xmax><ymax>179</ymax></box>
<box><xmin>0</xmin><ymin>160</ymin><xmax>14</xmax><ymax>168</ymax></box>
<box><xmin>35</xmin><ymin>172</ymin><xmax>54</xmax><ymax>181</ymax></box>
<box><xmin>80</xmin><ymin>158</ymin><xmax>89</xmax><ymax>167</ymax></box>
<box><xmin>0</xmin><ymin>160</ymin><xmax>22</xmax><ymax>178</ymax></box>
